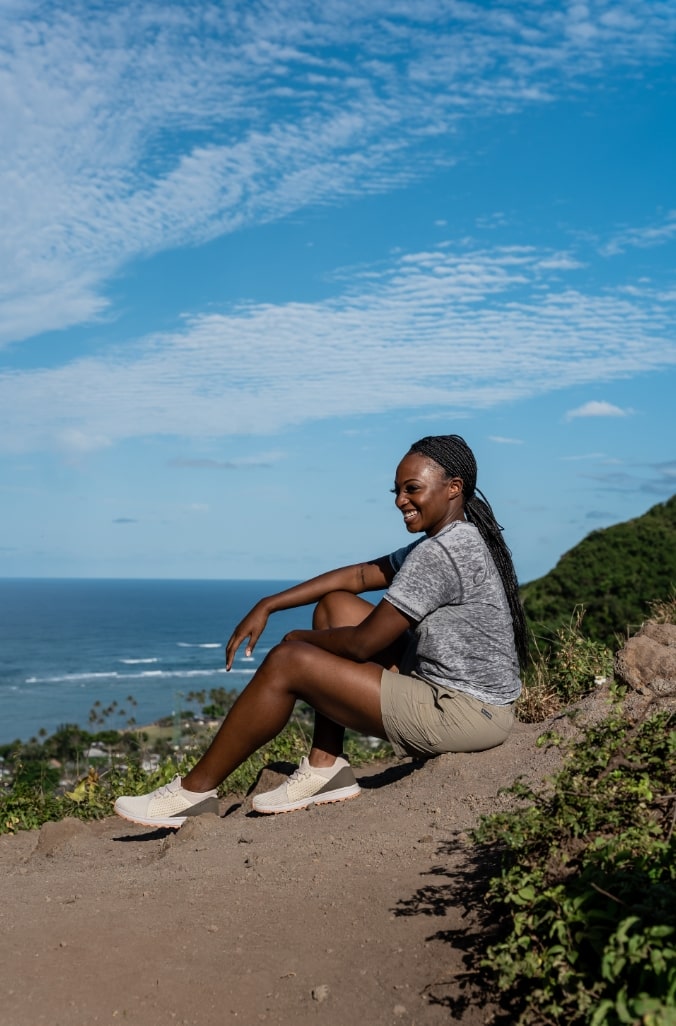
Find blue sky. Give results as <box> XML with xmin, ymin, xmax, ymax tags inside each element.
<box><xmin>1</xmin><ymin>0</ymin><xmax>675</xmax><ymax>584</ymax></box>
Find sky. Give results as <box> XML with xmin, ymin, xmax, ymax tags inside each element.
<box><xmin>1</xmin><ymin>0</ymin><xmax>675</xmax><ymax>585</ymax></box>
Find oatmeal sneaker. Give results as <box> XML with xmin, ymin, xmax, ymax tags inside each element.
<box><xmin>114</xmin><ymin>775</ymin><xmax>219</xmax><ymax>828</ymax></box>
<box><xmin>252</xmin><ymin>756</ymin><xmax>360</xmax><ymax>815</ymax></box>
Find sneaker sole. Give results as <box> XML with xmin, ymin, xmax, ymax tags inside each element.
<box><xmin>252</xmin><ymin>783</ymin><xmax>361</xmax><ymax>815</ymax></box>
<box><xmin>113</xmin><ymin>808</ymin><xmax>187</xmax><ymax>828</ymax></box>
<box><xmin>113</xmin><ymin>795</ymin><xmax>219</xmax><ymax>829</ymax></box>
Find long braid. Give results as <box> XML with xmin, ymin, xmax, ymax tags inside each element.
<box><xmin>407</xmin><ymin>435</ymin><xmax>529</xmax><ymax>670</ymax></box>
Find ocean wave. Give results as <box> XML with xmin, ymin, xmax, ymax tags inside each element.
<box><xmin>176</xmin><ymin>642</ymin><xmax>222</xmax><ymax>649</ymax></box>
<box><xmin>23</xmin><ymin>667</ymin><xmax>255</xmax><ymax>685</ymax></box>
<box><xmin>119</xmin><ymin>658</ymin><xmax>159</xmax><ymax>665</ymax></box>
<box><xmin>25</xmin><ymin>671</ymin><xmax>120</xmax><ymax>684</ymax></box>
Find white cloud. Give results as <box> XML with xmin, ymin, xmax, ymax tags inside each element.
<box><xmin>0</xmin><ymin>244</ymin><xmax>673</xmax><ymax>453</ymax></box>
<box><xmin>3</xmin><ymin>0</ymin><xmax>676</xmax><ymax>345</ymax></box>
<box><xmin>536</xmin><ymin>253</ymin><xmax>586</xmax><ymax>271</ymax></box>
<box><xmin>564</xmin><ymin>400</ymin><xmax>634</xmax><ymax>421</ymax></box>
<box><xmin>602</xmin><ymin>211</ymin><xmax>676</xmax><ymax>256</ymax></box>
<box><xmin>489</xmin><ymin>436</ymin><xmax>524</xmax><ymax>445</ymax></box>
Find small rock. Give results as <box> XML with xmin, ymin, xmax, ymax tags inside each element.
<box><xmin>34</xmin><ymin>818</ymin><xmax>87</xmax><ymax>856</ymax></box>
<box><xmin>311</xmin><ymin>984</ymin><xmax>330</xmax><ymax>1003</ymax></box>
<box><xmin>393</xmin><ymin>1005</ymin><xmax>407</xmax><ymax>1017</ymax></box>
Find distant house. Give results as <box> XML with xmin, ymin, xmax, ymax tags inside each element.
<box><xmin>84</xmin><ymin>746</ymin><xmax>108</xmax><ymax>761</ymax></box>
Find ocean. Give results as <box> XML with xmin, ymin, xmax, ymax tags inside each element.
<box><xmin>0</xmin><ymin>579</ymin><xmax>314</xmax><ymax>744</ymax></box>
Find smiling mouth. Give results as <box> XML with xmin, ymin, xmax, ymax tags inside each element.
<box><xmin>403</xmin><ymin>510</ymin><xmax>418</xmax><ymax>522</ymax></box>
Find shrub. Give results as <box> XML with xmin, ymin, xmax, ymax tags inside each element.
<box><xmin>473</xmin><ymin>707</ymin><xmax>676</xmax><ymax>1025</ymax></box>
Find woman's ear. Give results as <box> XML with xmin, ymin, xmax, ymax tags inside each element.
<box><xmin>447</xmin><ymin>476</ymin><xmax>464</xmax><ymax>499</ymax></box>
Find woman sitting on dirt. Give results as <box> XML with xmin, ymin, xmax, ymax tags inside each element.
<box><xmin>114</xmin><ymin>434</ymin><xmax>529</xmax><ymax>828</ymax></box>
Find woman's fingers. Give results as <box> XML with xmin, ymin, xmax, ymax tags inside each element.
<box><xmin>225</xmin><ymin>610</ymin><xmax>268</xmax><ymax>669</ymax></box>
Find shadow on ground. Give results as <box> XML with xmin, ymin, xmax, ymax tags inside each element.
<box><xmin>393</xmin><ymin>833</ymin><xmax>515</xmax><ymax>1023</ymax></box>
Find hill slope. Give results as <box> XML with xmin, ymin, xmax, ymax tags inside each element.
<box><xmin>520</xmin><ymin>494</ymin><xmax>676</xmax><ymax>647</ymax></box>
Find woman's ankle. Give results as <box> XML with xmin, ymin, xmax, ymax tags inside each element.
<box><xmin>308</xmin><ymin>749</ymin><xmax>342</xmax><ymax>769</ymax></box>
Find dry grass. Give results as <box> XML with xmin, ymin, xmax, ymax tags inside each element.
<box><xmin>516</xmin><ymin>655</ymin><xmax>561</xmax><ymax>723</ymax></box>
<box><xmin>648</xmin><ymin>591</ymin><xmax>676</xmax><ymax>625</ymax></box>
<box><xmin>516</xmin><ymin>609</ymin><xmax>614</xmax><ymax>724</ymax></box>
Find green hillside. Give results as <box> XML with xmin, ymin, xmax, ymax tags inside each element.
<box><xmin>520</xmin><ymin>494</ymin><xmax>676</xmax><ymax>648</ymax></box>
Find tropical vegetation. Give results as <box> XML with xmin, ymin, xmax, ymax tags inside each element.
<box><xmin>521</xmin><ymin>494</ymin><xmax>676</xmax><ymax>648</ymax></box>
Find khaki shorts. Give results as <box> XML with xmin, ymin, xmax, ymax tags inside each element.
<box><xmin>380</xmin><ymin>668</ymin><xmax>514</xmax><ymax>759</ymax></box>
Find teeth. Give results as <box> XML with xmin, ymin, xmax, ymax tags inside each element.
<box><xmin>403</xmin><ymin>511</ymin><xmax>417</xmax><ymax>520</ymax></box>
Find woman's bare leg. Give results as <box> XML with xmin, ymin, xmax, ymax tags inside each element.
<box><xmin>182</xmin><ymin>639</ymin><xmax>385</xmax><ymax>792</ymax></box>
<box><xmin>309</xmin><ymin>592</ymin><xmax>375</xmax><ymax>766</ymax></box>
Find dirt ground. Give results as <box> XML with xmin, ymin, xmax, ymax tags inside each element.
<box><xmin>0</xmin><ymin>691</ymin><xmax>617</xmax><ymax>1026</ymax></box>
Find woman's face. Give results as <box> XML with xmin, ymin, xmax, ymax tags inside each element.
<box><xmin>392</xmin><ymin>453</ymin><xmax>464</xmax><ymax>537</ymax></box>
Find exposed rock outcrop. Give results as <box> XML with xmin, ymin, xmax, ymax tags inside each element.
<box><xmin>614</xmin><ymin>622</ymin><xmax>676</xmax><ymax>710</ymax></box>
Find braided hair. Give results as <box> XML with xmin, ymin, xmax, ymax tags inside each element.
<box><xmin>407</xmin><ymin>434</ymin><xmax>529</xmax><ymax>669</ymax></box>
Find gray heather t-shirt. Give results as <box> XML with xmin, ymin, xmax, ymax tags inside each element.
<box><xmin>385</xmin><ymin>521</ymin><xmax>521</xmax><ymax>705</ymax></box>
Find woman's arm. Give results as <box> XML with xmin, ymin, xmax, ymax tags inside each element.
<box><xmin>284</xmin><ymin>598</ymin><xmax>414</xmax><ymax>663</ymax></box>
<box><xmin>225</xmin><ymin>557</ymin><xmax>395</xmax><ymax>669</ymax></box>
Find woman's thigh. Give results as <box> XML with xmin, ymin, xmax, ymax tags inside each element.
<box><xmin>381</xmin><ymin>670</ymin><xmax>514</xmax><ymax>758</ymax></box>
<box><xmin>263</xmin><ymin>640</ymin><xmax>387</xmax><ymax>738</ymax></box>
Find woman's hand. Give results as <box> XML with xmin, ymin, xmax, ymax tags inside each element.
<box><xmin>224</xmin><ymin>558</ymin><xmax>395</xmax><ymax>670</ymax></box>
<box><xmin>225</xmin><ymin>602</ymin><xmax>270</xmax><ymax>670</ymax></box>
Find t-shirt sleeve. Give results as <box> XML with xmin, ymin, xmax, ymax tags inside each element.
<box><xmin>388</xmin><ymin>539</ymin><xmax>421</xmax><ymax>574</ymax></box>
<box><xmin>385</xmin><ymin>536</ymin><xmax>463</xmax><ymax>621</ymax></box>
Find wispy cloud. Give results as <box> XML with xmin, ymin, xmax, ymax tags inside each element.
<box><xmin>654</xmin><ymin>459</ymin><xmax>676</xmax><ymax>482</ymax></box>
<box><xmin>169</xmin><ymin>452</ymin><xmax>285</xmax><ymax>469</ymax></box>
<box><xmin>582</xmin><ymin>458</ymin><xmax>676</xmax><ymax>496</ymax></box>
<box><xmin>603</xmin><ymin>211</ymin><xmax>676</xmax><ymax>255</ymax></box>
<box><xmin>55</xmin><ymin>429</ymin><xmax>113</xmax><ymax>454</ymax></box>
<box><xmin>561</xmin><ymin>452</ymin><xmax>608</xmax><ymax>461</ymax></box>
<box><xmin>489</xmin><ymin>436</ymin><xmax>524</xmax><ymax>445</ymax></box>
<box><xmin>565</xmin><ymin>401</ymin><xmax>634</xmax><ymax>421</ymax></box>
<box><xmin>3</xmin><ymin>0</ymin><xmax>676</xmax><ymax>345</ymax></box>
<box><xmin>583</xmin><ymin>471</ymin><xmax>676</xmax><ymax>496</ymax></box>
<box><xmin>1</xmin><ymin>244</ymin><xmax>674</xmax><ymax>453</ymax></box>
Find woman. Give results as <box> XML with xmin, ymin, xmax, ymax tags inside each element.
<box><xmin>114</xmin><ymin>434</ymin><xmax>528</xmax><ymax>828</ymax></box>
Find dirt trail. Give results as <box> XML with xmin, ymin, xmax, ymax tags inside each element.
<box><xmin>0</xmin><ymin>698</ymin><xmax>607</xmax><ymax>1026</ymax></box>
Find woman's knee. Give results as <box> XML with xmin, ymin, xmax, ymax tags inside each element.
<box><xmin>263</xmin><ymin>638</ymin><xmax>315</xmax><ymax>679</ymax></box>
<box><xmin>313</xmin><ymin>591</ymin><xmax>372</xmax><ymax>629</ymax></box>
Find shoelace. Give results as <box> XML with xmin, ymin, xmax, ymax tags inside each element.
<box><xmin>288</xmin><ymin>766</ymin><xmax>311</xmax><ymax>783</ymax></box>
<box><xmin>155</xmin><ymin>777</ymin><xmax>181</xmax><ymax>798</ymax></box>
